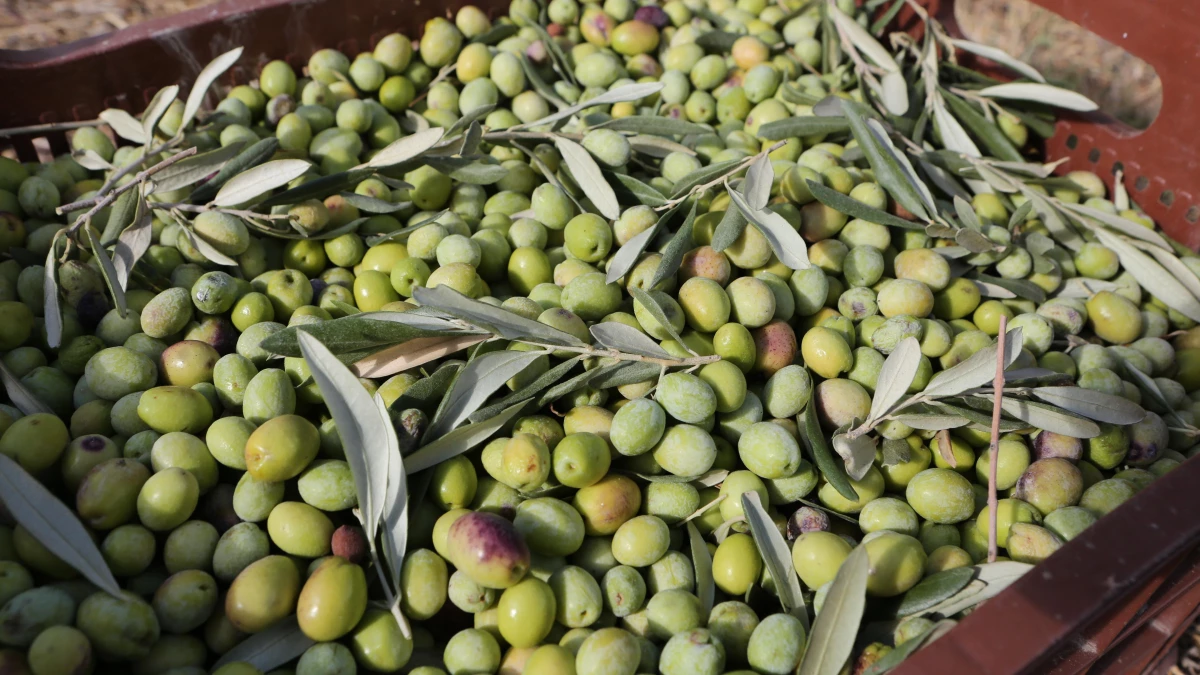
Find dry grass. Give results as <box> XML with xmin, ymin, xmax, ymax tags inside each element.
<box><xmin>0</xmin><ymin>0</ymin><xmax>220</xmax><ymax>50</ymax></box>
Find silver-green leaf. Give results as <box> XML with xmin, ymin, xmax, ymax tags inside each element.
<box><xmin>211</xmin><ymin>616</ymin><xmax>314</xmax><ymax>671</ymax></box>
<box><xmin>833</xmin><ymin>433</ymin><xmax>877</xmax><ymax>481</ymax></box>
<box><xmin>182</xmin><ymin>47</ymin><xmax>244</xmax><ymax>131</ymax></box>
<box><xmin>367</xmin><ymin>128</ymin><xmax>447</xmax><ymax>169</ymax></box>
<box><xmin>742</xmin><ymin>492</ymin><xmax>807</xmax><ymax>628</ymax></box>
<box><xmin>99</xmin><ymin>108</ymin><xmax>147</xmax><ymax>144</ymax></box>
<box><xmin>0</xmin><ymin>454</ymin><xmax>122</xmax><ymax>596</ymax></box>
<box><xmin>426</xmin><ymin>350</ymin><xmax>546</xmax><ymax>440</ymax></box>
<box><xmin>1030</xmin><ymin>387</ymin><xmax>1145</xmax><ymax>425</ymax></box>
<box><xmin>590</xmin><ymin>322</ymin><xmax>672</xmax><ymax>358</ymax></box>
<box><xmin>141</xmin><ymin>85</ymin><xmax>180</xmax><ymax>144</ymax></box>
<box><xmin>212</xmin><ymin>159</ymin><xmax>311</xmax><ymax>207</ymax></box>
<box><xmin>949</xmin><ymin>39</ymin><xmax>1045</xmax><ymax>83</ymax></box>
<box><xmin>406</xmin><ymin>401</ymin><xmax>530</xmax><ymax>473</ymax></box>
<box><xmin>978</xmin><ymin>83</ymin><xmax>1098</xmax><ymax>111</ymax></box>
<box><xmin>921</xmin><ymin>328</ymin><xmax>1023</xmax><ymax>398</ymax></box>
<box><xmin>556</xmin><ymin>137</ymin><xmax>620</xmax><ymax>219</ymax></box>
<box><xmin>43</xmin><ymin>243</ymin><xmax>62</xmax><ymax>349</ymax></box>
<box><xmin>1092</xmin><ymin>229</ymin><xmax>1200</xmax><ymax>322</ymax></box>
<box><xmin>726</xmin><ymin>182</ymin><xmax>809</xmax><ymax>270</ymax></box>
<box><xmin>742</xmin><ymin>155</ymin><xmax>773</xmax><ymax>211</ymax></box>
<box><xmin>297</xmin><ymin>331</ymin><xmax>392</xmax><ymax>541</ymax></box>
<box><xmin>687</xmin><ymin>521</ymin><xmax>716</xmax><ymax>616</ymax></box>
<box><xmin>798</xmin><ymin>545</ymin><xmax>869</xmax><ymax>675</ymax></box>
<box><xmin>0</xmin><ymin>361</ymin><xmax>52</xmax><ymax>416</ymax></box>
<box><xmin>998</xmin><ymin>398</ymin><xmax>1100</xmax><ymax>438</ymax></box>
<box><xmin>868</xmin><ymin>337</ymin><xmax>921</xmax><ymax>423</ymax></box>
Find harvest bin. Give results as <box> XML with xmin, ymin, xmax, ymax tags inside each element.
<box><xmin>2</xmin><ymin>0</ymin><xmax>1199</xmax><ymax>672</ymax></box>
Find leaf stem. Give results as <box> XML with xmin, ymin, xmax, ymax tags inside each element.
<box><xmin>0</xmin><ymin>118</ymin><xmax>105</xmax><ymax>138</ymax></box>
<box><xmin>987</xmin><ymin>314</ymin><xmax>1007</xmax><ymax>564</ymax></box>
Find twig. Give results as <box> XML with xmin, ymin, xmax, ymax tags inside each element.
<box><xmin>0</xmin><ymin>118</ymin><xmax>104</xmax><ymax>139</ymax></box>
<box><xmin>517</xmin><ymin>340</ymin><xmax>720</xmax><ymax>368</ymax></box>
<box><xmin>96</xmin><ymin>136</ymin><xmax>185</xmax><ymax>195</ymax></box>
<box><xmin>482</xmin><ymin>130</ymin><xmax>584</xmax><ymax>142</ymax></box>
<box><xmin>987</xmin><ymin>314</ymin><xmax>1008</xmax><ymax>564</ymax></box>
<box><xmin>56</xmin><ymin>146</ymin><xmax>198</xmax><ymax>216</ymax></box>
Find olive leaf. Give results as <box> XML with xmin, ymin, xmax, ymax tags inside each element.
<box><xmin>211</xmin><ymin>616</ymin><xmax>314</xmax><ymax>671</ymax></box>
<box><xmin>151</xmin><ymin>143</ymin><xmax>245</xmax><ymax>194</ymax></box>
<box><xmin>590</xmin><ymin>322</ymin><xmax>671</xmax><ymax>358</ymax></box>
<box><xmin>972</xmin><ymin>274</ymin><xmax>1046</xmax><ymax>304</ymax></box>
<box><xmin>1141</xmin><ymin>244</ymin><xmax>1200</xmax><ymax>310</ymax></box>
<box><xmin>389</xmin><ymin>362</ymin><xmax>463</xmax><ymax>416</ymax></box>
<box><xmin>628</xmin><ymin>135</ymin><xmax>694</xmax><ymax>158</ymax></box>
<box><xmin>832</xmin><ymin>433</ymin><xmax>876</xmax><ymax>481</ymax></box>
<box><xmin>608</xmin><ymin>172</ymin><xmax>668</xmax><ymax>207</ymax></box>
<box><xmin>1061</xmin><ymin>203</ymin><xmax>1171</xmax><ymax>252</ymax></box>
<box><xmin>726</xmin><ymin>182</ymin><xmax>809</xmax><ymax>270</ymax></box>
<box><xmin>469</xmin><ymin>356</ymin><xmax>584</xmax><ymax>423</ymax></box>
<box><xmin>687</xmin><ymin>522</ymin><xmax>716</xmax><ymax>616</ymax></box>
<box><xmin>997</xmin><ymin>398</ymin><xmax>1098</xmax><ymax>438</ymax></box>
<box><xmin>413</xmin><ymin>285</ymin><xmax>586</xmax><ymax>347</ymax></box>
<box><xmin>297</xmin><ymin>332</ymin><xmax>392</xmax><ymax>542</ymax></box>
<box><xmin>338</xmin><ymin>192</ymin><xmax>409</xmax><ymax>214</ymax></box>
<box><xmin>743</xmin><ymin>155</ymin><xmax>774</xmax><ymax>211</ymax></box>
<box><xmin>649</xmin><ymin>200</ymin><xmax>697</xmax><ymax>290</ymax></box>
<box><xmin>100</xmin><ymin>188</ymin><xmax>140</xmax><ymax>244</ymax></box>
<box><xmin>0</xmin><ymin>454</ymin><xmax>122</xmax><ymax>596</ymax></box>
<box><xmin>555</xmin><ymin>137</ymin><xmax>620</xmax><ymax>220</ymax></box>
<box><xmin>921</xmin><ymin>327</ymin><xmax>1023</xmax><ymax>398</ymax></box>
<box><xmin>366</xmin><ymin>127</ymin><xmax>446</xmax><ymax>169</ymax></box>
<box><xmin>607</xmin><ymin>223</ymin><xmax>661</xmax><ymax>284</ymax></box>
<box><xmin>889</xmin><ymin>412</ymin><xmax>970</xmax><ymax>430</ymax></box>
<box><xmin>378</xmin><ymin>392</ymin><xmax>412</xmax><ymax>639</ymax></box>
<box><xmin>71</xmin><ymin>149</ymin><xmax>112</xmax><ymax>171</ymax></box>
<box><xmin>801</xmin><ymin>402</ymin><xmax>858</xmax><ymax>501</ymax></box>
<box><xmin>599</xmin><ymin>116</ymin><xmax>710</xmax><ymax>136</ymax></box>
<box><xmin>85</xmin><ymin>225</ymin><xmax>127</xmax><ymax>318</ymax></box>
<box><xmin>141</xmin><ymin>84</ymin><xmax>180</xmax><ymax>144</ymax></box>
<box><xmin>629</xmin><ymin>286</ymin><xmax>691</xmax><ymax>352</ymax></box>
<box><xmin>352</xmin><ymin>334</ymin><xmax>490</xmax><ymax>378</ymax></box>
<box><xmin>1030</xmin><ymin>387</ymin><xmax>1145</xmax><ymax>425</ymax></box>
<box><xmin>742</xmin><ymin>492</ymin><xmax>808</xmax><ymax>628</ymax></box>
<box><xmin>805</xmin><ymin>180</ymin><xmax>923</xmax><ymax>230</ymax></box>
<box><xmin>182</xmin><ymin>47</ymin><xmax>244</xmax><ymax>130</ymax></box>
<box><xmin>933</xmin><ymin>100</ymin><xmax>981</xmax><ymax>158</ymax></box>
<box><xmin>860</xmin><ymin>619</ymin><xmax>957</xmax><ymax>675</ymax></box>
<box><xmin>948</xmin><ymin>38</ymin><xmax>1045</xmax><ymax>82</ymax></box>
<box><xmin>709</xmin><ymin>205</ymin><xmax>748</xmax><ymax>252</ymax></box>
<box><xmin>405</xmin><ymin>401</ymin><xmax>530</xmax><ymax>473</ymax></box>
<box><xmin>913</xmin><ymin>561</ymin><xmax>1032</xmax><ymax>618</ymax></box>
<box><xmin>798</xmin><ymin>546</ymin><xmax>869</xmax><ymax>675</ymax></box>
<box><xmin>189</xmin><ymin>137</ymin><xmax>280</xmax><ymax>203</ymax></box>
<box><xmin>757</xmin><ymin>116</ymin><xmax>851</xmax><ymax>140</ymax></box>
<box><xmin>177</xmin><ymin>225</ymin><xmax>238</xmax><ymax>266</ymax></box>
<box><xmin>0</xmin><ymin>361</ymin><xmax>52</xmax><ymax>416</ymax></box>
<box><xmin>516</xmin><ymin>81</ymin><xmax>664</xmax><ymax>130</ymax></box>
<box><xmin>1092</xmin><ymin>229</ymin><xmax>1200</xmax><ymax>323</ymax></box>
<box><xmin>258</xmin><ymin>167</ymin><xmax>373</xmax><ymax>209</ymax></box>
<box><xmin>43</xmin><ymin>243</ymin><xmax>62</xmax><ymax>349</ymax></box>
<box><xmin>212</xmin><ymin>159</ymin><xmax>312</xmax><ymax>207</ymax></box>
<box><xmin>977</xmin><ymin>83</ymin><xmax>1098</xmax><ymax>111</ymax></box>
<box><xmin>426</xmin><ymin>349</ymin><xmax>547</xmax><ymax>440</ymax></box>
<box><xmin>99</xmin><ymin>108</ymin><xmax>147</xmax><ymax>144</ymax></box>
<box><xmin>1021</xmin><ymin>187</ymin><xmax>1083</xmax><ymax>251</ymax></box>
<box><xmin>842</xmin><ymin>101</ymin><xmax>931</xmax><ymax>221</ymax></box>
<box><xmin>939</xmin><ymin>92</ymin><xmax>1023</xmax><ymax>163</ymax></box>
<box><xmin>829</xmin><ymin>3</ymin><xmax>907</xmax><ymax>115</ymax></box>
<box><xmin>896</xmin><ymin>568</ymin><xmax>977</xmax><ymax>617</ymax></box>
<box><xmin>881</xmin><ymin>438</ymin><xmax>912</xmax><ymax>467</ymax></box>
<box><xmin>868</xmin><ymin>337</ymin><xmax>921</xmax><ymax>424</ymax></box>
<box><xmin>112</xmin><ymin>196</ymin><xmax>152</xmax><ymax>290</ymax></box>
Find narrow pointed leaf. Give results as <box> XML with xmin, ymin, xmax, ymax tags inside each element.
<box><xmin>1093</xmin><ymin>229</ymin><xmax>1200</xmax><ymax>322</ymax></box>
<box><xmin>829</xmin><ymin>3</ymin><xmax>899</xmax><ymax>70</ymax></box>
<box><xmin>297</xmin><ymin>332</ymin><xmax>392</xmax><ymax>540</ymax></box>
<box><xmin>0</xmin><ymin>454</ymin><xmax>121</xmax><ymax>596</ymax></box>
<box><xmin>406</xmin><ymin>402</ymin><xmax>530</xmax><ymax>473</ymax></box>
<box><xmin>182</xmin><ymin>48</ymin><xmax>243</xmax><ymax>129</ymax></box>
<box><xmin>378</xmin><ymin>394</ymin><xmax>412</xmax><ymax>638</ymax></box>
<box><xmin>189</xmin><ymin>137</ymin><xmax>281</xmax><ymax>203</ymax></box>
<box><xmin>727</xmin><ymin>184</ymin><xmax>809</xmax><ymax>269</ymax></box>
<box><xmin>0</xmin><ymin>361</ymin><xmax>52</xmax><ymax>415</ymax></box>
<box><xmin>469</xmin><ymin>356</ymin><xmax>584</xmax><ymax>423</ymax></box>
<box><xmin>758</xmin><ymin>116</ymin><xmax>851</xmax><ymax>140</ymax></box>
<box><xmin>742</xmin><ymin>492</ymin><xmax>807</xmax><ymax>628</ymax></box>
<box><xmin>99</xmin><ymin>108</ymin><xmax>147</xmax><ymax>144</ymax></box>
<box><xmin>113</xmin><ymin>197</ymin><xmax>152</xmax><ymax>290</ymax></box>
<box><xmin>516</xmin><ymin>82</ymin><xmax>664</xmax><ymax>130</ymax></box>
<box><xmin>212</xmin><ymin>617</ymin><xmax>314</xmax><ymax>671</ymax></box>
<box><xmin>600</xmin><ymin>116</ymin><xmax>710</xmax><ymax>136</ymax></box>
<box><xmin>413</xmin><ymin>285</ymin><xmax>586</xmax><ymax>346</ymax></box>
<box><xmin>801</xmin><ymin>402</ymin><xmax>858</xmax><ymax>501</ymax></box>
<box><xmin>367</xmin><ymin>128</ymin><xmax>447</xmax><ymax>169</ymax></box>
<box><xmin>629</xmin><ymin>287</ymin><xmax>690</xmax><ymax>350</ymax></box>
<box><xmin>352</xmin><ymin>335</ymin><xmax>490</xmax><ymax>378</ymax></box>
<box><xmin>688</xmin><ymin>522</ymin><xmax>716</xmax><ymax>615</ymax></box>
<box><xmin>842</xmin><ymin>101</ymin><xmax>930</xmax><ymax>221</ymax></box>
<box><xmin>151</xmin><ymin>143</ymin><xmax>244</xmax><ymax>194</ymax></box>
<box><xmin>921</xmin><ymin>328</ymin><xmax>1023</xmax><ymax>398</ymax></box>
<box><xmin>649</xmin><ymin>201</ymin><xmax>697</xmax><ymax>289</ymax></box>
<box><xmin>743</xmin><ymin>155</ymin><xmax>773</xmax><ymax>211</ymax></box>
<box><xmin>710</xmin><ymin>205</ymin><xmax>748</xmax><ymax>252</ymax></box>
<box><xmin>978</xmin><ymin>83</ymin><xmax>1098</xmax><ymax>111</ymax></box>
<box><xmin>896</xmin><ymin>568</ymin><xmax>977</xmax><ymax>616</ymax></box>
<box><xmin>950</xmin><ymin>39</ymin><xmax>1045</xmax><ymax>82</ymax></box>
<box><xmin>43</xmin><ymin>245</ymin><xmax>62</xmax><ymax>349</ymax></box>
<box><xmin>606</xmin><ymin>223</ymin><xmax>660</xmax><ymax>283</ymax></box>
<box><xmin>608</xmin><ymin>172</ymin><xmax>668</xmax><ymax>207</ymax></box>
<box><xmin>426</xmin><ymin>350</ymin><xmax>546</xmax><ymax>440</ymax></box>
<box><xmin>213</xmin><ymin>159</ymin><xmax>311</xmax><ymax>206</ymax></box>
<box><xmin>72</xmin><ymin>149</ymin><xmax>112</xmax><ymax>171</ymax></box>
<box><xmin>1030</xmin><ymin>387</ymin><xmax>1145</xmax><ymax>425</ymax></box>
<box><xmin>998</xmin><ymin>398</ymin><xmax>1099</xmax><ymax>438</ymax></box>
<box><xmin>933</xmin><ymin>101</ymin><xmax>980</xmax><ymax>157</ymax></box>
<box><xmin>833</xmin><ymin>433</ymin><xmax>877</xmax><ymax>481</ymax></box>
<box><xmin>669</xmin><ymin>158</ymin><xmax>744</xmax><ymax>198</ymax></box>
<box><xmin>85</xmin><ymin>225</ymin><xmax>127</xmax><ymax>317</ymax></box>
<box><xmin>806</xmin><ymin>180</ymin><xmax>922</xmax><ymax>230</ymax></box>
<box><xmin>556</xmin><ymin>137</ymin><xmax>620</xmax><ymax>219</ymax></box>
<box><xmin>798</xmin><ymin>546</ymin><xmax>869</xmax><ymax>675</ymax></box>
<box><xmin>590</xmin><ymin>322</ymin><xmax>672</xmax><ymax>358</ymax></box>
<box><xmin>869</xmin><ymin>337</ymin><xmax>921</xmax><ymax>423</ymax></box>
<box><xmin>141</xmin><ymin>85</ymin><xmax>180</xmax><ymax>143</ymax></box>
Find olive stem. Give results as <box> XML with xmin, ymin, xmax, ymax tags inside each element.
<box><xmin>95</xmin><ymin>135</ymin><xmax>185</xmax><ymax>196</ymax></box>
<box><xmin>987</xmin><ymin>314</ymin><xmax>1008</xmax><ymax>564</ymax></box>
<box><xmin>56</xmin><ymin>145</ymin><xmax>199</xmax><ymax>217</ymax></box>
<box><xmin>0</xmin><ymin>118</ymin><xmax>106</xmax><ymax>138</ymax></box>
<box><xmin>515</xmin><ymin>339</ymin><xmax>721</xmax><ymax>368</ymax></box>
<box><xmin>654</xmin><ymin>141</ymin><xmax>788</xmax><ymax>212</ymax></box>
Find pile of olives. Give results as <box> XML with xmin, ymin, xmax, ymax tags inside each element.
<box><xmin>0</xmin><ymin>0</ymin><xmax>1196</xmax><ymax>673</ymax></box>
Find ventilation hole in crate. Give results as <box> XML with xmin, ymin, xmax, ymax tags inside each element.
<box><xmin>1160</xmin><ymin>191</ymin><xmax>1175</xmax><ymax>207</ymax></box>
<box><xmin>1065</xmin><ymin>134</ymin><xmax>1078</xmax><ymax>150</ymax></box>
<box><xmin>1087</xmin><ymin>148</ymin><xmax>1101</xmax><ymax>164</ymax></box>
<box><xmin>1135</xmin><ymin>176</ymin><xmax>1150</xmax><ymax>191</ymax></box>
<box><xmin>1186</xmin><ymin>207</ymin><xmax>1200</xmax><ymax>224</ymax></box>
<box><xmin>1112</xmin><ymin>162</ymin><xmax>1124</xmax><ymax>175</ymax></box>
<box><xmin>955</xmin><ymin>0</ymin><xmax>1161</xmax><ymax>131</ymax></box>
